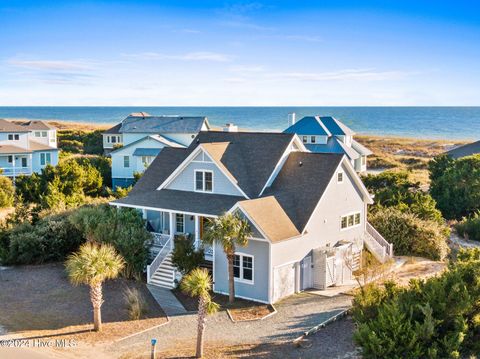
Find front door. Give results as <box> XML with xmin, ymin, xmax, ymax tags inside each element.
<box><xmin>21</xmin><ymin>158</ymin><xmax>27</xmax><ymax>167</ymax></box>
<box><xmin>302</xmin><ymin>256</ymin><xmax>313</xmax><ymax>289</ymax></box>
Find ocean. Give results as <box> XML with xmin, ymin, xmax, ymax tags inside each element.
<box><xmin>0</xmin><ymin>106</ymin><xmax>479</xmax><ymax>140</ymax></box>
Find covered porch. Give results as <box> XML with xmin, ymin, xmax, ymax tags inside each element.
<box><xmin>0</xmin><ymin>153</ymin><xmax>32</xmax><ymax>177</ymax></box>
<box><xmin>141</xmin><ymin>208</ymin><xmax>214</xmax><ymax>260</ymax></box>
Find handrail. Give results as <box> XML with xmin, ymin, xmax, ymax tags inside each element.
<box><xmin>0</xmin><ymin>167</ymin><xmax>32</xmax><ymax>176</ymax></box>
<box><xmin>367</xmin><ymin>222</ymin><xmax>393</xmax><ymax>257</ymax></box>
<box><xmin>147</xmin><ymin>235</ymin><xmax>172</xmax><ymax>283</ymax></box>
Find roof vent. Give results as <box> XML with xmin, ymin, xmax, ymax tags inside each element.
<box><xmin>223</xmin><ymin>123</ymin><xmax>238</xmax><ymax>132</ymax></box>
<box><xmin>299</xmin><ymin>161</ymin><xmax>303</xmax><ymax>167</ymax></box>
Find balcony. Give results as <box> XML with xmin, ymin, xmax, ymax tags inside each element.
<box><xmin>0</xmin><ymin>167</ymin><xmax>32</xmax><ymax>176</ymax></box>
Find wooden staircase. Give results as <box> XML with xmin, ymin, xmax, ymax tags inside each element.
<box><xmin>364</xmin><ymin>222</ymin><xmax>393</xmax><ymax>263</ymax></box>
<box><xmin>149</xmin><ymin>253</ymin><xmax>175</xmax><ymax>289</ymax></box>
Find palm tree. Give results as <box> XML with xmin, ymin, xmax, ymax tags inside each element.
<box><xmin>203</xmin><ymin>212</ymin><xmax>252</xmax><ymax>303</ymax></box>
<box><xmin>65</xmin><ymin>242</ymin><xmax>125</xmax><ymax>332</ymax></box>
<box><xmin>181</xmin><ymin>268</ymin><xmax>219</xmax><ymax>358</ymax></box>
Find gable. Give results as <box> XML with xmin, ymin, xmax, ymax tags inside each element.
<box><xmin>165</xmin><ymin>149</ymin><xmax>244</xmax><ymax>196</ymax></box>
<box><xmin>232</xmin><ymin>208</ymin><xmax>266</xmax><ymax>239</ymax></box>
<box><xmin>110</xmin><ymin>137</ymin><xmax>166</xmax><ymax>156</ymax></box>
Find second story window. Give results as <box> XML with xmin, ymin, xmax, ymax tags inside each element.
<box><xmin>337</xmin><ymin>171</ymin><xmax>344</xmax><ymax>183</ymax></box>
<box><xmin>41</xmin><ymin>131</ymin><xmax>47</xmax><ymax>137</ymax></box>
<box><xmin>123</xmin><ymin>156</ymin><xmax>130</xmax><ymax>168</ymax></box>
<box><xmin>111</xmin><ymin>136</ymin><xmax>117</xmax><ymax>144</ymax></box>
<box><xmin>311</xmin><ymin>136</ymin><xmax>316</xmax><ymax>143</ymax></box>
<box><xmin>302</xmin><ymin>136</ymin><xmax>307</xmax><ymax>143</ymax></box>
<box><xmin>40</xmin><ymin>152</ymin><xmax>51</xmax><ymax>166</ymax></box>
<box><xmin>195</xmin><ymin>170</ymin><xmax>213</xmax><ymax>192</ymax></box>
<box><xmin>8</xmin><ymin>134</ymin><xmax>20</xmax><ymax>141</ymax></box>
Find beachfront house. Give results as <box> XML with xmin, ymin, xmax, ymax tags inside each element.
<box><xmin>283</xmin><ymin>114</ymin><xmax>372</xmax><ymax>172</ymax></box>
<box><xmin>110</xmin><ymin>130</ymin><xmax>392</xmax><ymax>304</ymax></box>
<box><xmin>0</xmin><ymin>119</ymin><xmax>59</xmax><ymax>178</ymax></box>
<box><xmin>103</xmin><ymin>113</ymin><xmax>210</xmax><ymax>188</ymax></box>
<box><xmin>446</xmin><ymin>140</ymin><xmax>480</xmax><ymax>159</ymax></box>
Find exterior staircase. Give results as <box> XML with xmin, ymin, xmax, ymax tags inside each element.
<box><xmin>364</xmin><ymin>222</ymin><xmax>393</xmax><ymax>263</ymax></box>
<box><xmin>147</xmin><ymin>233</ymin><xmax>175</xmax><ymax>289</ymax></box>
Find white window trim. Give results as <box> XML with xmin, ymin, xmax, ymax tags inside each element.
<box><xmin>175</xmin><ymin>213</ymin><xmax>185</xmax><ymax>234</ymax></box>
<box><xmin>8</xmin><ymin>133</ymin><xmax>20</xmax><ymax>141</ymax></box>
<box><xmin>340</xmin><ymin>211</ymin><xmax>362</xmax><ymax>231</ymax></box>
<box><xmin>40</xmin><ymin>152</ymin><xmax>51</xmax><ymax>166</ymax></box>
<box><xmin>233</xmin><ymin>252</ymin><xmax>254</xmax><ymax>285</ymax></box>
<box><xmin>310</xmin><ymin>136</ymin><xmax>316</xmax><ymax>144</ymax></box>
<box><xmin>194</xmin><ymin>170</ymin><xmax>214</xmax><ymax>193</ymax></box>
<box><xmin>106</xmin><ymin>136</ymin><xmax>111</xmax><ymax>144</ymax></box>
<box><xmin>123</xmin><ymin>155</ymin><xmax>130</xmax><ymax>168</ymax></box>
<box><xmin>337</xmin><ymin>171</ymin><xmax>344</xmax><ymax>183</ymax></box>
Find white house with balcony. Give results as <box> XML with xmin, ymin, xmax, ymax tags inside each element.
<box><xmin>103</xmin><ymin>113</ymin><xmax>210</xmax><ymax>188</ymax></box>
<box><xmin>111</xmin><ymin>130</ymin><xmax>392</xmax><ymax>303</ymax></box>
<box><xmin>0</xmin><ymin>119</ymin><xmax>59</xmax><ymax>178</ymax></box>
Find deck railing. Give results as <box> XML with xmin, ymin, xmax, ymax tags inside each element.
<box><xmin>147</xmin><ymin>235</ymin><xmax>173</xmax><ymax>284</ymax></box>
<box><xmin>366</xmin><ymin>222</ymin><xmax>393</xmax><ymax>257</ymax></box>
<box><xmin>0</xmin><ymin>167</ymin><xmax>32</xmax><ymax>176</ymax></box>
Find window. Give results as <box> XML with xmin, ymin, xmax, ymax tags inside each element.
<box><xmin>142</xmin><ymin>156</ymin><xmax>154</xmax><ymax>167</ymax></box>
<box><xmin>341</xmin><ymin>212</ymin><xmax>361</xmax><ymax>230</ymax></box>
<box><xmin>40</xmin><ymin>152</ymin><xmax>51</xmax><ymax>166</ymax></box>
<box><xmin>361</xmin><ymin>156</ymin><xmax>366</xmax><ymax>166</ymax></box>
<box><xmin>175</xmin><ymin>213</ymin><xmax>184</xmax><ymax>233</ymax></box>
<box><xmin>195</xmin><ymin>170</ymin><xmax>213</xmax><ymax>192</ymax></box>
<box><xmin>111</xmin><ymin>136</ymin><xmax>117</xmax><ymax>144</ymax></box>
<box><xmin>337</xmin><ymin>172</ymin><xmax>344</xmax><ymax>183</ymax></box>
<box><xmin>123</xmin><ymin>156</ymin><xmax>130</xmax><ymax>168</ymax></box>
<box><xmin>41</xmin><ymin>131</ymin><xmax>47</xmax><ymax>137</ymax></box>
<box><xmin>8</xmin><ymin>134</ymin><xmax>19</xmax><ymax>141</ymax></box>
<box><xmin>311</xmin><ymin>136</ymin><xmax>316</xmax><ymax>143</ymax></box>
<box><xmin>21</xmin><ymin>158</ymin><xmax>27</xmax><ymax>168</ymax></box>
<box><xmin>233</xmin><ymin>253</ymin><xmax>254</xmax><ymax>283</ymax></box>
<box><xmin>7</xmin><ymin>155</ymin><xmax>12</xmax><ymax>163</ymax></box>
<box><xmin>302</xmin><ymin>136</ymin><xmax>308</xmax><ymax>143</ymax></box>
<box><xmin>35</xmin><ymin>131</ymin><xmax>41</xmax><ymax>137</ymax></box>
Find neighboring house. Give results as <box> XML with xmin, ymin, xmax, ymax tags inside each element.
<box><xmin>446</xmin><ymin>140</ymin><xmax>480</xmax><ymax>159</ymax></box>
<box><xmin>283</xmin><ymin>115</ymin><xmax>372</xmax><ymax>172</ymax></box>
<box><xmin>0</xmin><ymin>119</ymin><xmax>59</xmax><ymax>178</ymax></box>
<box><xmin>103</xmin><ymin>113</ymin><xmax>210</xmax><ymax>188</ymax></box>
<box><xmin>111</xmin><ymin>130</ymin><xmax>392</xmax><ymax>304</ymax></box>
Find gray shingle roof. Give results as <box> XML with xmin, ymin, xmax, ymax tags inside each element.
<box><xmin>446</xmin><ymin>140</ymin><xmax>480</xmax><ymax>159</ymax></box>
<box><xmin>18</xmin><ymin>120</ymin><xmax>55</xmax><ymax>131</ymax></box>
<box><xmin>263</xmin><ymin>152</ymin><xmax>344</xmax><ymax>232</ymax></box>
<box><xmin>104</xmin><ymin>123</ymin><xmax>122</xmax><ymax>134</ymax></box>
<box><xmin>119</xmin><ymin>115</ymin><xmax>208</xmax><ymax>134</ymax></box>
<box><xmin>0</xmin><ymin>119</ymin><xmax>30</xmax><ymax>133</ymax></box>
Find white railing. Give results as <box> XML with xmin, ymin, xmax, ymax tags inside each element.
<box><xmin>366</xmin><ymin>222</ymin><xmax>393</xmax><ymax>257</ymax></box>
<box><xmin>0</xmin><ymin>167</ymin><xmax>32</xmax><ymax>176</ymax></box>
<box><xmin>204</xmin><ymin>244</ymin><xmax>213</xmax><ymax>259</ymax></box>
<box><xmin>151</xmin><ymin>232</ymin><xmax>170</xmax><ymax>247</ymax></box>
<box><xmin>364</xmin><ymin>233</ymin><xmax>387</xmax><ymax>263</ymax></box>
<box><xmin>147</xmin><ymin>235</ymin><xmax>173</xmax><ymax>284</ymax></box>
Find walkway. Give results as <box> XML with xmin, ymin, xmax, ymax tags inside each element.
<box><xmin>450</xmin><ymin>231</ymin><xmax>480</xmax><ymax>249</ymax></box>
<box><xmin>147</xmin><ymin>285</ymin><xmax>187</xmax><ymax>317</ymax></box>
<box><xmin>111</xmin><ymin>292</ymin><xmax>353</xmax><ymax>357</ymax></box>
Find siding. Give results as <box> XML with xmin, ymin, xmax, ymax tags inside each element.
<box><xmin>270</xmin><ymin>162</ymin><xmax>366</xmax><ymax>268</ymax></box>
<box><xmin>167</xmin><ymin>160</ymin><xmax>244</xmax><ymax>196</ymax></box>
<box><xmin>31</xmin><ymin>150</ymin><xmax>59</xmax><ymax>173</ymax></box>
<box><xmin>213</xmin><ymin>239</ymin><xmax>270</xmax><ymax>303</ymax></box>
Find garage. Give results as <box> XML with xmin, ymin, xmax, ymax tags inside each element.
<box><xmin>272</xmin><ymin>262</ymin><xmax>296</xmax><ymax>302</ymax></box>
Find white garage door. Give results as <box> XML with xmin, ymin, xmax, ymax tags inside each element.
<box><xmin>273</xmin><ymin>263</ymin><xmax>295</xmax><ymax>302</ymax></box>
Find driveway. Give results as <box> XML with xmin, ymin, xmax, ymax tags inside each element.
<box><xmin>111</xmin><ymin>292</ymin><xmax>354</xmax><ymax>357</ymax></box>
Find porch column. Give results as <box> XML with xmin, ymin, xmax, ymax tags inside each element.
<box><xmin>169</xmin><ymin>212</ymin><xmax>175</xmax><ymax>238</ymax></box>
<box><xmin>194</xmin><ymin>215</ymin><xmax>200</xmax><ymax>249</ymax></box>
<box><xmin>142</xmin><ymin>208</ymin><xmax>147</xmax><ymax>220</ymax></box>
<box><xmin>295</xmin><ymin>262</ymin><xmax>301</xmax><ymax>293</ymax></box>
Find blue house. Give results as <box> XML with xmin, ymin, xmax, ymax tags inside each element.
<box><xmin>284</xmin><ymin>115</ymin><xmax>372</xmax><ymax>172</ymax></box>
<box><xmin>111</xmin><ymin>130</ymin><xmax>392</xmax><ymax>303</ymax></box>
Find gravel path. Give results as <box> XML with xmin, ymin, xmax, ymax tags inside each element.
<box><xmin>450</xmin><ymin>231</ymin><xmax>480</xmax><ymax>249</ymax></box>
<box><xmin>112</xmin><ymin>292</ymin><xmax>353</xmax><ymax>357</ymax></box>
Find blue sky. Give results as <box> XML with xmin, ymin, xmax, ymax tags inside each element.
<box><xmin>1</xmin><ymin>0</ymin><xmax>480</xmax><ymax>105</ymax></box>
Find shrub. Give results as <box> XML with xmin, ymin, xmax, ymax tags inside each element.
<box><xmin>69</xmin><ymin>205</ymin><xmax>152</xmax><ymax>279</ymax></box>
<box><xmin>363</xmin><ymin>170</ymin><xmax>443</xmax><ymax>223</ymax></box>
<box><xmin>2</xmin><ymin>211</ymin><xmax>84</xmax><ymax>265</ymax></box>
<box><xmin>171</xmin><ymin>234</ymin><xmax>205</xmax><ymax>275</ymax></box>
<box><xmin>58</xmin><ymin>129</ymin><xmax>103</xmax><ymax>155</ymax></box>
<box><xmin>0</xmin><ymin>176</ymin><xmax>14</xmax><ymax>208</ymax></box>
<box><xmin>455</xmin><ymin>211</ymin><xmax>480</xmax><ymax>241</ymax></box>
<box><xmin>368</xmin><ymin>207</ymin><xmax>450</xmax><ymax>260</ymax></box>
<box><xmin>124</xmin><ymin>287</ymin><xmax>147</xmax><ymax>320</ymax></box>
<box><xmin>429</xmin><ymin>154</ymin><xmax>480</xmax><ymax>219</ymax></box>
<box><xmin>352</xmin><ymin>248</ymin><xmax>480</xmax><ymax>358</ymax></box>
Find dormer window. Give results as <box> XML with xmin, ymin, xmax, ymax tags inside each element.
<box><xmin>302</xmin><ymin>136</ymin><xmax>307</xmax><ymax>144</ymax></box>
<box><xmin>195</xmin><ymin>170</ymin><xmax>213</xmax><ymax>192</ymax></box>
<box><xmin>337</xmin><ymin>171</ymin><xmax>344</xmax><ymax>183</ymax></box>
<box><xmin>8</xmin><ymin>134</ymin><xmax>19</xmax><ymax>141</ymax></box>
<box><xmin>311</xmin><ymin>136</ymin><xmax>316</xmax><ymax>143</ymax></box>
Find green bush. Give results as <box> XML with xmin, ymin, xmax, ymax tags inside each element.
<box><xmin>363</xmin><ymin>170</ymin><xmax>443</xmax><ymax>223</ymax></box>
<box><xmin>1</xmin><ymin>211</ymin><xmax>84</xmax><ymax>265</ymax></box>
<box><xmin>429</xmin><ymin>154</ymin><xmax>480</xmax><ymax>219</ymax></box>
<box><xmin>352</xmin><ymin>248</ymin><xmax>480</xmax><ymax>358</ymax></box>
<box><xmin>69</xmin><ymin>205</ymin><xmax>152</xmax><ymax>279</ymax></box>
<box><xmin>0</xmin><ymin>176</ymin><xmax>14</xmax><ymax>208</ymax></box>
<box><xmin>369</xmin><ymin>207</ymin><xmax>450</xmax><ymax>260</ymax></box>
<box><xmin>171</xmin><ymin>234</ymin><xmax>205</xmax><ymax>275</ymax></box>
<box><xmin>58</xmin><ymin>129</ymin><xmax>104</xmax><ymax>155</ymax></box>
<box><xmin>455</xmin><ymin>211</ymin><xmax>480</xmax><ymax>241</ymax></box>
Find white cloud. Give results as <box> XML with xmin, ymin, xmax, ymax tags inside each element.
<box><xmin>228</xmin><ymin>65</ymin><xmax>265</xmax><ymax>72</ymax></box>
<box><xmin>123</xmin><ymin>51</ymin><xmax>232</xmax><ymax>62</ymax></box>
<box><xmin>283</xmin><ymin>35</ymin><xmax>323</xmax><ymax>43</ymax></box>
<box><xmin>268</xmin><ymin>69</ymin><xmax>412</xmax><ymax>81</ymax></box>
<box><xmin>8</xmin><ymin>59</ymin><xmax>92</xmax><ymax>71</ymax></box>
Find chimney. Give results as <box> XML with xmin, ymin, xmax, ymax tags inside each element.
<box><xmin>223</xmin><ymin>123</ymin><xmax>238</xmax><ymax>132</ymax></box>
<box><xmin>288</xmin><ymin>113</ymin><xmax>296</xmax><ymax>126</ymax></box>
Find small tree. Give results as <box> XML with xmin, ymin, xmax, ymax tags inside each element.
<box><xmin>181</xmin><ymin>268</ymin><xmax>219</xmax><ymax>358</ymax></box>
<box><xmin>0</xmin><ymin>176</ymin><xmax>15</xmax><ymax>208</ymax></box>
<box><xmin>171</xmin><ymin>234</ymin><xmax>205</xmax><ymax>275</ymax></box>
<box><xmin>65</xmin><ymin>242</ymin><xmax>124</xmax><ymax>331</ymax></box>
<box><xmin>202</xmin><ymin>212</ymin><xmax>252</xmax><ymax>303</ymax></box>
